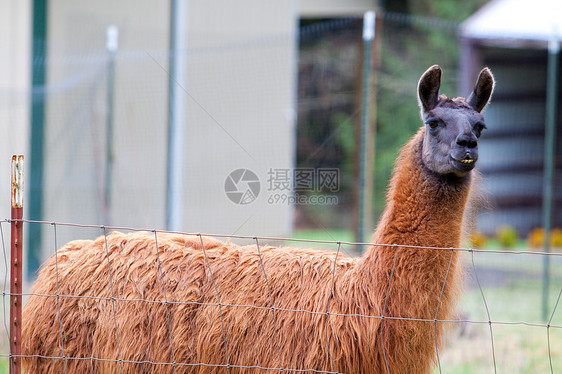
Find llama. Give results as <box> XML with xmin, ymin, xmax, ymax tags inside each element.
<box><xmin>22</xmin><ymin>65</ymin><xmax>494</xmax><ymax>374</ymax></box>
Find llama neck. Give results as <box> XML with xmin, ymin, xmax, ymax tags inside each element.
<box><xmin>355</xmin><ymin>128</ymin><xmax>471</xmax><ymax>318</ymax></box>
<box><xmin>370</xmin><ymin>128</ymin><xmax>471</xmax><ymax>251</ymax></box>
<box><xmin>349</xmin><ymin>129</ymin><xmax>472</xmax><ymax>372</ymax></box>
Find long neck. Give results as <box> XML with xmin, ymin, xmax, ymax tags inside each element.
<box><xmin>362</xmin><ymin>129</ymin><xmax>471</xmax><ymax>280</ymax></box>
<box><xmin>354</xmin><ymin>127</ymin><xmax>472</xmax><ymax>300</ymax></box>
<box><xmin>367</xmin><ymin>128</ymin><xmax>470</xmax><ymax>291</ymax></box>
<box><xmin>352</xmin><ymin>129</ymin><xmax>472</xmax><ymax>372</ymax></box>
<box><xmin>370</xmin><ymin>128</ymin><xmax>471</xmax><ymax>250</ymax></box>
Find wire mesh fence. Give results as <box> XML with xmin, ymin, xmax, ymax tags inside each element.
<box><xmin>1</xmin><ymin>219</ymin><xmax>561</xmax><ymax>373</ymax></box>
<box><xmin>2</xmin><ymin>4</ymin><xmax>562</xmax><ymax>372</ymax></box>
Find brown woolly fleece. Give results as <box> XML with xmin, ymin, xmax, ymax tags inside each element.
<box><xmin>22</xmin><ymin>129</ymin><xmax>470</xmax><ymax>374</ymax></box>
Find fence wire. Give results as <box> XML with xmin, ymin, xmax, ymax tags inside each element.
<box><xmin>1</xmin><ymin>219</ymin><xmax>562</xmax><ymax>373</ymax></box>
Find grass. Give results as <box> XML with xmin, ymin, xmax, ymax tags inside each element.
<box><xmin>436</xmin><ymin>250</ymin><xmax>562</xmax><ymax>373</ymax></box>
<box><xmin>438</xmin><ymin>280</ymin><xmax>562</xmax><ymax>373</ymax></box>
<box><xmin>291</xmin><ymin>229</ymin><xmax>355</xmax><ymax>244</ymax></box>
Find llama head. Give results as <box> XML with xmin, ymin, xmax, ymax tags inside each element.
<box><xmin>417</xmin><ymin>65</ymin><xmax>495</xmax><ymax>177</ymax></box>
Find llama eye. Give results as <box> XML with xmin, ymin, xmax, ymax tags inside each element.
<box><xmin>425</xmin><ymin>119</ymin><xmax>439</xmax><ymax>129</ymax></box>
<box><xmin>474</xmin><ymin>122</ymin><xmax>486</xmax><ymax>137</ymax></box>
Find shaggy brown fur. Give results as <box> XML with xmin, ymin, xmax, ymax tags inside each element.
<box><xmin>21</xmin><ymin>132</ymin><xmax>466</xmax><ymax>374</ymax></box>
<box><xmin>23</xmin><ymin>66</ymin><xmax>492</xmax><ymax>373</ymax></box>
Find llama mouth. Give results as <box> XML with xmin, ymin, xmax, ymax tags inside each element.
<box><xmin>450</xmin><ymin>156</ymin><xmax>477</xmax><ymax>173</ymax></box>
<box><xmin>452</xmin><ymin>155</ymin><xmax>477</xmax><ymax>165</ymax></box>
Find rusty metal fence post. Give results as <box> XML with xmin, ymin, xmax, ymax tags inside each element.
<box><xmin>10</xmin><ymin>155</ymin><xmax>24</xmax><ymax>374</ymax></box>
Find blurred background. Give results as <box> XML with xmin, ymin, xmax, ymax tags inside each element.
<box><xmin>1</xmin><ymin>0</ymin><xmax>562</xmax><ymax>372</ymax></box>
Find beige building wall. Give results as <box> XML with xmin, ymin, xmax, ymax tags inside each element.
<box><xmin>44</xmin><ymin>1</ymin><xmax>171</xmax><ymax>252</ymax></box>
<box><xmin>300</xmin><ymin>0</ymin><xmax>377</xmax><ymax>16</ymax></box>
<box><xmin>41</xmin><ymin>1</ymin><xmax>299</xmax><ymax>257</ymax></box>
<box><xmin>0</xmin><ymin>0</ymin><xmax>31</xmax><ymax>221</ymax></box>
<box><xmin>27</xmin><ymin>0</ymin><xmax>376</xmax><ymax>263</ymax></box>
<box><xmin>181</xmin><ymin>1</ymin><xmax>298</xmax><ymax>238</ymax></box>
<box><xmin>179</xmin><ymin>0</ymin><xmax>376</xmax><ymax>237</ymax></box>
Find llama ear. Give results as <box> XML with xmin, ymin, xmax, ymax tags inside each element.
<box><xmin>467</xmin><ymin>67</ymin><xmax>495</xmax><ymax>113</ymax></box>
<box><xmin>417</xmin><ymin>65</ymin><xmax>442</xmax><ymax>114</ymax></box>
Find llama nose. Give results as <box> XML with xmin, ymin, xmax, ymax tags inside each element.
<box><xmin>455</xmin><ymin>133</ymin><xmax>477</xmax><ymax>149</ymax></box>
